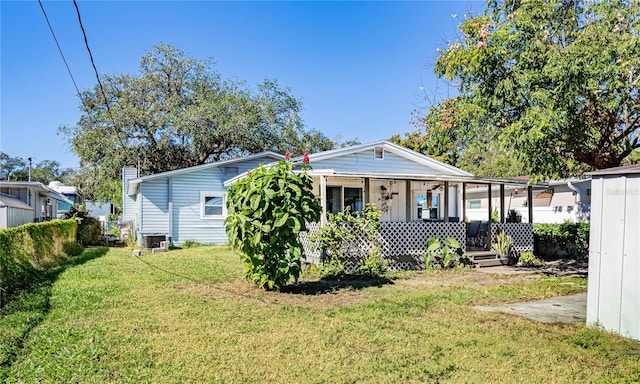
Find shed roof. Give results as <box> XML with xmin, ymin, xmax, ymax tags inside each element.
<box><xmin>588</xmin><ymin>164</ymin><xmax>640</xmax><ymax>176</ymax></box>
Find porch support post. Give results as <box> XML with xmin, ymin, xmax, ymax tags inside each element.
<box><xmin>444</xmin><ymin>181</ymin><xmax>450</xmax><ymax>222</ymax></box>
<box><xmin>499</xmin><ymin>184</ymin><xmax>505</xmax><ymax>223</ymax></box>
<box><xmin>487</xmin><ymin>183</ymin><xmax>492</xmax><ymax>222</ymax></box>
<box><xmin>462</xmin><ymin>182</ymin><xmax>467</xmax><ymax>221</ymax></box>
<box><xmin>527</xmin><ymin>185</ymin><xmax>533</xmax><ymax>224</ymax></box>
<box><xmin>364</xmin><ymin>178</ymin><xmax>370</xmax><ymax>204</ymax></box>
<box><xmin>406</xmin><ymin>180</ymin><xmax>412</xmax><ymax>221</ymax></box>
<box><xmin>320</xmin><ymin>175</ymin><xmax>327</xmax><ymax>227</ymax></box>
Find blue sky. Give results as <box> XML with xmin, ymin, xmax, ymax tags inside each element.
<box><xmin>1</xmin><ymin>1</ymin><xmax>481</xmax><ymax>170</ymax></box>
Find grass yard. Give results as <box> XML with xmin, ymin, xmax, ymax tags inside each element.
<box><xmin>1</xmin><ymin>246</ymin><xmax>639</xmax><ymax>383</ymax></box>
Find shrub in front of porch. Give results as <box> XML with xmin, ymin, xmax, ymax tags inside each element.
<box><xmin>424</xmin><ymin>236</ymin><xmax>471</xmax><ymax>269</ymax></box>
<box><xmin>225</xmin><ymin>158</ymin><xmax>321</xmax><ymax>291</ymax></box>
<box><xmin>312</xmin><ymin>204</ymin><xmax>388</xmax><ymax>278</ymax></box>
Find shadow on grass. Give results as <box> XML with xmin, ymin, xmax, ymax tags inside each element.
<box><xmin>0</xmin><ymin>247</ymin><xmax>108</xmax><ymax>377</ymax></box>
<box><xmin>282</xmin><ymin>275</ymin><xmax>395</xmax><ymax>295</ymax></box>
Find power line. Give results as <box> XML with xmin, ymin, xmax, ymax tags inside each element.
<box><xmin>37</xmin><ymin>0</ymin><xmax>92</xmax><ymax>116</ymax></box>
<box><xmin>71</xmin><ymin>0</ymin><xmax>128</xmax><ymax>156</ymax></box>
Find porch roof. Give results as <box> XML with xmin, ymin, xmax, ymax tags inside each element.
<box><xmin>304</xmin><ymin>169</ymin><xmax>548</xmax><ymax>188</ymax></box>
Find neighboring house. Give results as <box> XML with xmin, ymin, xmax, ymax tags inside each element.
<box><xmin>465</xmin><ymin>177</ymin><xmax>591</xmax><ymax>223</ymax></box>
<box><xmin>587</xmin><ymin>164</ymin><xmax>640</xmax><ymax>342</ymax></box>
<box><xmin>0</xmin><ymin>181</ymin><xmax>74</xmax><ymax>228</ymax></box>
<box><xmin>48</xmin><ymin>181</ymin><xmax>84</xmax><ymax>218</ymax></box>
<box><xmin>122</xmin><ymin>152</ymin><xmax>284</xmax><ymax>246</ymax></box>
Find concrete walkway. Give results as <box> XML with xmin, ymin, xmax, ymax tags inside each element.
<box><xmin>475</xmin><ymin>293</ymin><xmax>587</xmax><ymax>324</ymax></box>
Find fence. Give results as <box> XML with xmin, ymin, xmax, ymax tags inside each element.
<box><xmin>301</xmin><ymin>221</ymin><xmax>535</xmax><ymax>271</ymax></box>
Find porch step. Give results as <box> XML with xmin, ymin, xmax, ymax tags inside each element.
<box><xmin>474</xmin><ymin>258</ymin><xmax>505</xmax><ymax>268</ymax></box>
<box><xmin>467</xmin><ymin>250</ymin><xmax>496</xmax><ymax>260</ymax></box>
<box><xmin>466</xmin><ymin>251</ymin><xmax>503</xmax><ymax>268</ymax></box>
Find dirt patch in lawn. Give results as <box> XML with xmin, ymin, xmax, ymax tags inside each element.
<box><xmin>175</xmin><ymin>260</ymin><xmax>587</xmax><ymax>309</ymax></box>
<box><xmin>478</xmin><ymin>259</ymin><xmax>588</xmax><ymax>278</ymax></box>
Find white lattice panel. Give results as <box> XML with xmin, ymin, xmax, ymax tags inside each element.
<box><xmin>300</xmin><ymin>221</ymin><xmax>472</xmax><ymax>271</ymax></box>
<box><xmin>490</xmin><ymin>223</ymin><xmax>534</xmax><ymax>253</ymax></box>
<box><xmin>298</xmin><ymin>222</ymin><xmax>322</xmax><ymax>265</ymax></box>
<box><xmin>380</xmin><ymin>222</ymin><xmax>466</xmax><ymax>270</ymax></box>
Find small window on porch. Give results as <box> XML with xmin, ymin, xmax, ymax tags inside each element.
<box><xmin>325</xmin><ymin>186</ymin><xmax>363</xmax><ymax>215</ymax></box>
<box><xmin>468</xmin><ymin>200</ymin><xmax>481</xmax><ymax>209</ymax></box>
<box><xmin>374</xmin><ymin>147</ymin><xmax>384</xmax><ymax>160</ymax></box>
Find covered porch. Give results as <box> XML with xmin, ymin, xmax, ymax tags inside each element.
<box><xmin>301</xmin><ymin>171</ymin><xmax>545</xmax><ymax>269</ymax></box>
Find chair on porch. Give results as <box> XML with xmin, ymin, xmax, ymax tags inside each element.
<box><xmin>476</xmin><ymin>221</ymin><xmax>489</xmax><ymax>249</ymax></box>
<box><xmin>466</xmin><ymin>220</ymin><xmax>481</xmax><ymax>247</ymax></box>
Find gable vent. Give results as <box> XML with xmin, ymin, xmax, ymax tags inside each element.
<box><xmin>374</xmin><ymin>147</ymin><xmax>384</xmax><ymax>159</ymax></box>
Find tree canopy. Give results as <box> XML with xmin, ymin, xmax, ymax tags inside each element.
<box><xmin>395</xmin><ymin>0</ymin><xmax>640</xmax><ymax>179</ymax></box>
<box><xmin>60</xmin><ymin>44</ymin><xmax>336</xmax><ymax>201</ymax></box>
<box><xmin>0</xmin><ymin>152</ymin><xmax>73</xmax><ymax>185</ymax></box>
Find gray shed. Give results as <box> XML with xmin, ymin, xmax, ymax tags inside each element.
<box><xmin>0</xmin><ymin>193</ymin><xmax>35</xmax><ymax>229</ymax></box>
<box><xmin>586</xmin><ymin>164</ymin><xmax>640</xmax><ymax>341</ymax></box>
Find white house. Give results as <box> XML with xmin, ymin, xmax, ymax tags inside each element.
<box><xmin>0</xmin><ymin>181</ymin><xmax>74</xmax><ymax>228</ymax></box>
<box><xmin>465</xmin><ymin>177</ymin><xmax>591</xmax><ymax>223</ymax></box>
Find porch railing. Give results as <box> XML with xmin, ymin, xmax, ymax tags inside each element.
<box><xmin>299</xmin><ymin>221</ymin><xmax>534</xmax><ymax>271</ymax></box>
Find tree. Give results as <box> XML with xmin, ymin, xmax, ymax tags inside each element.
<box><xmin>225</xmin><ymin>156</ymin><xmax>321</xmax><ymax>290</ymax></box>
<box><xmin>60</xmin><ymin>44</ymin><xmax>336</xmax><ymax>202</ymax></box>
<box><xmin>404</xmin><ymin>0</ymin><xmax>640</xmax><ymax>179</ymax></box>
<box><xmin>0</xmin><ymin>152</ymin><xmax>73</xmax><ymax>184</ymax></box>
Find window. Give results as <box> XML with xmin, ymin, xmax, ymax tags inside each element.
<box><xmin>325</xmin><ymin>186</ymin><xmax>363</xmax><ymax>214</ymax></box>
<box><xmin>374</xmin><ymin>147</ymin><xmax>384</xmax><ymax>159</ymax></box>
<box><xmin>201</xmin><ymin>192</ymin><xmax>226</xmax><ymax>218</ymax></box>
<box><xmin>344</xmin><ymin>187</ymin><xmax>363</xmax><ymax>212</ymax></box>
<box><xmin>224</xmin><ymin>167</ymin><xmax>239</xmax><ymax>176</ymax></box>
<box><xmin>468</xmin><ymin>200</ymin><xmax>481</xmax><ymax>209</ymax></box>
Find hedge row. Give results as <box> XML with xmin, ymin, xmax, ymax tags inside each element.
<box><xmin>533</xmin><ymin>222</ymin><xmax>589</xmax><ymax>260</ymax></box>
<box><xmin>0</xmin><ymin>219</ymin><xmax>78</xmax><ymax>305</ymax></box>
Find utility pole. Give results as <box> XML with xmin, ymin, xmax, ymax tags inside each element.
<box><xmin>28</xmin><ymin>157</ymin><xmax>32</xmax><ymax>182</ymax></box>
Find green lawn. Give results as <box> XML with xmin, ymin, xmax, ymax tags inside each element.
<box><xmin>1</xmin><ymin>246</ymin><xmax>638</xmax><ymax>383</ymax></box>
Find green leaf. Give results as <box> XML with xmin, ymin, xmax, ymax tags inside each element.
<box><xmin>427</xmin><ymin>236</ymin><xmax>441</xmax><ymax>252</ymax></box>
<box><xmin>274</xmin><ymin>212</ymin><xmax>289</xmax><ymax>228</ymax></box>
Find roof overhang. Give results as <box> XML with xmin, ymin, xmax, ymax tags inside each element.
<box><xmin>224</xmin><ymin>168</ymin><xmax>548</xmax><ymax>188</ymax></box>
<box><xmin>127</xmin><ymin>151</ymin><xmax>285</xmax><ymax>196</ymax></box>
<box><xmin>0</xmin><ymin>182</ymin><xmax>74</xmax><ymax>204</ymax></box>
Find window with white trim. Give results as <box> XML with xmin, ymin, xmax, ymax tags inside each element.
<box><xmin>201</xmin><ymin>192</ymin><xmax>226</xmax><ymax>218</ymax></box>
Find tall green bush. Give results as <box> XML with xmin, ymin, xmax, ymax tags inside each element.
<box><xmin>0</xmin><ymin>219</ymin><xmax>78</xmax><ymax>305</ymax></box>
<box><xmin>533</xmin><ymin>222</ymin><xmax>589</xmax><ymax>260</ymax></box>
<box><xmin>65</xmin><ymin>206</ymin><xmax>104</xmax><ymax>246</ymax></box>
<box><xmin>225</xmin><ymin>157</ymin><xmax>321</xmax><ymax>290</ymax></box>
